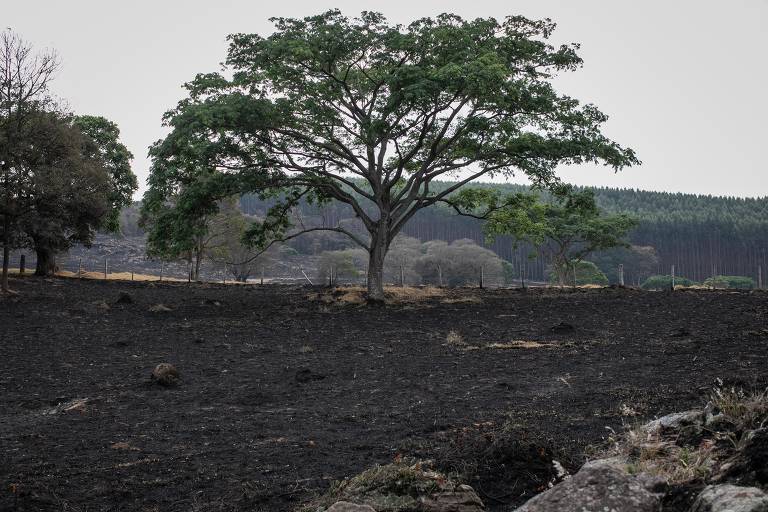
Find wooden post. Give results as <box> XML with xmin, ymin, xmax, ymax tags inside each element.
<box><xmin>437</xmin><ymin>265</ymin><xmax>443</xmax><ymax>287</ymax></box>
<box><xmin>104</xmin><ymin>258</ymin><xmax>108</xmax><ymax>279</ymax></box>
<box><xmin>400</xmin><ymin>265</ymin><xmax>404</xmax><ymax>287</ymax></box>
<box><xmin>260</xmin><ymin>267</ymin><xmax>264</xmax><ymax>285</ymax></box>
<box><xmin>479</xmin><ymin>265</ymin><xmax>484</xmax><ymax>289</ymax></box>
<box><xmin>19</xmin><ymin>254</ymin><xmax>25</xmax><ymax>275</ymax></box>
<box><xmin>159</xmin><ymin>262</ymin><xmax>164</xmax><ymax>282</ymax></box>
<box><xmin>671</xmin><ymin>264</ymin><xmax>676</xmax><ymax>290</ymax></box>
<box><xmin>131</xmin><ymin>271</ymin><xmax>134</xmax><ymax>281</ymax></box>
<box><xmin>618</xmin><ymin>264</ymin><xmax>624</xmax><ymax>286</ymax></box>
<box><xmin>78</xmin><ymin>258</ymin><xmax>82</xmax><ymax>278</ymax></box>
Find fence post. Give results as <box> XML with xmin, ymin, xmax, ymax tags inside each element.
<box><xmin>479</xmin><ymin>265</ymin><xmax>484</xmax><ymax>289</ymax></box>
<box><xmin>618</xmin><ymin>264</ymin><xmax>624</xmax><ymax>286</ymax></box>
<box><xmin>671</xmin><ymin>264</ymin><xmax>676</xmax><ymax>290</ymax></box>
<box><xmin>400</xmin><ymin>265</ymin><xmax>404</xmax><ymax>288</ymax></box>
<box><xmin>131</xmin><ymin>271</ymin><xmax>134</xmax><ymax>281</ymax></box>
<box><xmin>19</xmin><ymin>254</ymin><xmax>25</xmax><ymax>275</ymax></box>
<box><xmin>78</xmin><ymin>258</ymin><xmax>82</xmax><ymax>278</ymax></box>
<box><xmin>160</xmin><ymin>262</ymin><xmax>164</xmax><ymax>282</ymax></box>
<box><xmin>104</xmin><ymin>258</ymin><xmax>108</xmax><ymax>279</ymax></box>
<box><xmin>437</xmin><ymin>265</ymin><xmax>443</xmax><ymax>287</ymax></box>
<box><xmin>260</xmin><ymin>268</ymin><xmax>264</xmax><ymax>285</ymax></box>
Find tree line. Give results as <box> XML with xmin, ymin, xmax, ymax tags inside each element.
<box><xmin>0</xmin><ymin>30</ymin><xmax>137</xmax><ymax>292</ymax></box>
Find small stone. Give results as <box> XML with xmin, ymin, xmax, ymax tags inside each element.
<box><xmin>691</xmin><ymin>484</ymin><xmax>768</xmax><ymax>512</ymax></box>
<box><xmin>326</xmin><ymin>502</ymin><xmax>377</xmax><ymax>512</ymax></box>
<box><xmin>149</xmin><ymin>303</ymin><xmax>172</xmax><ymax>312</ymax></box>
<box><xmin>151</xmin><ymin>363</ymin><xmax>180</xmax><ymax>386</ymax></box>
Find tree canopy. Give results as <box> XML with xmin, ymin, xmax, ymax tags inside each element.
<box><xmin>145</xmin><ymin>10</ymin><xmax>638</xmax><ymax>300</ymax></box>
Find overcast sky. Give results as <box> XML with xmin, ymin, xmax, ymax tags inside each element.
<box><xmin>6</xmin><ymin>0</ymin><xmax>767</xmax><ymax>198</ymax></box>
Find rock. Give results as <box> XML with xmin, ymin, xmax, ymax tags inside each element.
<box><xmin>149</xmin><ymin>303</ymin><xmax>172</xmax><ymax>312</ymax></box>
<box><xmin>716</xmin><ymin>429</ymin><xmax>768</xmax><ymax>485</ymax></box>
<box><xmin>419</xmin><ymin>486</ymin><xmax>484</xmax><ymax>512</ymax></box>
<box><xmin>326</xmin><ymin>502</ymin><xmax>376</xmax><ymax>512</ymax></box>
<box><xmin>691</xmin><ymin>484</ymin><xmax>768</xmax><ymax>512</ymax></box>
<box><xmin>151</xmin><ymin>363</ymin><xmax>180</xmax><ymax>386</ymax></box>
<box><xmin>643</xmin><ymin>409</ymin><xmax>703</xmax><ymax>433</ymax></box>
<box><xmin>514</xmin><ymin>459</ymin><xmax>665</xmax><ymax>512</ymax></box>
<box><xmin>115</xmin><ymin>292</ymin><xmax>133</xmax><ymax>304</ymax></box>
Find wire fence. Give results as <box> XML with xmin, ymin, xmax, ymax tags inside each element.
<box><xmin>5</xmin><ymin>250</ymin><xmax>764</xmax><ymax>290</ymax></box>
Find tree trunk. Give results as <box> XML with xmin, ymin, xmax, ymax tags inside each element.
<box><xmin>35</xmin><ymin>246</ymin><xmax>57</xmax><ymax>276</ymax></box>
<box><xmin>366</xmin><ymin>229</ymin><xmax>388</xmax><ymax>303</ymax></box>
<box><xmin>194</xmin><ymin>250</ymin><xmax>202</xmax><ymax>282</ymax></box>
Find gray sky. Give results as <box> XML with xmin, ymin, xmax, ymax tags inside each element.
<box><xmin>7</xmin><ymin>0</ymin><xmax>767</xmax><ymax>198</ymax></box>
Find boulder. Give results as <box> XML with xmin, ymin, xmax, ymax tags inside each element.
<box><xmin>151</xmin><ymin>363</ymin><xmax>180</xmax><ymax>386</ymax></box>
<box><xmin>643</xmin><ymin>409</ymin><xmax>703</xmax><ymax>433</ymax></box>
<box><xmin>419</xmin><ymin>484</ymin><xmax>484</xmax><ymax>512</ymax></box>
<box><xmin>691</xmin><ymin>485</ymin><xmax>768</xmax><ymax>512</ymax></box>
<box><xmin>514</xmin><ymin>459</ymin><xmax>665</xmax><ymax>512</ymax></box>
<box><xmin>326</xmin><ymin>502</ymin><xmax>377</xmax><ymax>512</ymax></box>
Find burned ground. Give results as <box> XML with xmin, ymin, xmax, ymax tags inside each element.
<box><xmin>1</xmin><ymin>278</ymin><xmax>767</xmax><ymax>511</ymax></box>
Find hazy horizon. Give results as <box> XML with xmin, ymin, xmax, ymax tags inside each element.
<box><xmin>6</xmin><ymin>0</ymin><xmax>768</xmax><ymax>199</ymax></box>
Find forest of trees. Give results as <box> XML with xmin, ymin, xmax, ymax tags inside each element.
<box><xmin>240</xmin><ymin>182</ymin><xmax>768</xmax><ymax>285</ymax></box>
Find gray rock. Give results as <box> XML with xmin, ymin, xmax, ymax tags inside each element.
<box><xmin>326</xmin><ymin>502</ymin><xmax>377</xmax><ymax>512</ymax></box>
<box><xmin>643</xmin><ymin>409</ymin><xmax>703</xmax><ymax>433</ymax></box>
<box><xmin>419</xmin><ymin>485</ymin><xmax>484</xmax><ymax>512</ymax></box>
<box><xmin>514</xmin><ymin>459</ymin><xmax>665</xmax><ymax>512</ymax></box>
<box><xmin>691</xmin><ymin>485</ymin><xmax>768</xmax><ymax>512</ymax></box>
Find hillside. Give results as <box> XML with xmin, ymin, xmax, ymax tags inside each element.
<box><xmin>241</xmin><ymin>183</ymin><xmax>768</xmax><ymax>284</ymax></box>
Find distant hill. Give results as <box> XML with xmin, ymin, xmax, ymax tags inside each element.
<box><xmin>241</xmin><ymin>182</ymin><xmax>768</xmax><ymax>284</ymax></box>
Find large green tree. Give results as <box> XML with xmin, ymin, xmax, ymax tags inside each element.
<box><xmin>19</xmin><ymin>112</ymin><xmax>117</xmax><ymax>275</ymax></box>
<box><xmin>73</xmin><ymin>115</ymin><xmax>137</xmax><ymax>233</ymax></box>
<box><xmin>146</xmin><ymin>10</ymin><xmax>638</xmax><ymax>301</ymax></box>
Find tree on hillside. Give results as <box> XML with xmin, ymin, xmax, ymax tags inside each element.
<box><xmin>145</xmin><ymin>10</ymin><xmax>638</xmax><ymax>301</ymax></box>
<box><xmin>455</xmin><ymin>184</ymin><xmax>637</xmax><ymax>285</ymax></box>
<box><xmin>0</xmin><ymin>29</ymin><xmax>59</xmax><ymax>292</ymax></box>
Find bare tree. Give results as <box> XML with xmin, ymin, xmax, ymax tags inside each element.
<box><xmin>0</xmin><ymin>29</ymin><xmax>59</xmax><ymax>292</ymax></box>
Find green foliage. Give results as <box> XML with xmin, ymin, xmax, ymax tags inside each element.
<box><xmin>73</xmin><ymin>115</ymin><xmax>137</xmax><ymax>233</ymax></box>
<box><xmin>455</xmin><ymin>183</ymin><xmax>637</xmax><ymax>285</ymax></box>
<box><xmin>703</xmin><ymin>275</ymin><xmax>755</xmax><ymax>290</ymax></box>
<box><xmin>548</xmin><ymin>260</ymin><xmax>608</xmax><ymax>286</ymax></box>
<box><xmin>143</xmin><ymin>10</ymin><xmax>638</xmax><ymax>299</ymax></box>
<box><xmin>641</xmin><ymin>275</ymin><xmax>697</xmax><ymax>290</ymax></box>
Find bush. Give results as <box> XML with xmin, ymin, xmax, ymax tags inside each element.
<box><xmin>548</xmin><ymin>260</ymin><xmax>609</xmax><ymax>286</ymax></box>
<box><xmin>703</xmin><ymin>275</ymin><xmax>755</xmax><ymax>290</ymax></box>
<box><xmin>641</xmin><ymin>274</ymin><xmax>697</xmax><ymax>290</ymax></box>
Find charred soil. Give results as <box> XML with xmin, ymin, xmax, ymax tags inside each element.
<box><xmin>1</xmin><ymin>277</ymin><xmax>767</xmax><ymax>511</ymax></box>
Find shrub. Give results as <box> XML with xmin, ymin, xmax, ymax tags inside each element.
<box><xmin>641</xmin><ymin>274</ymin><xmax>697</xmax><ymax>290</ymax></box>
<box><xmin>548</xmin><ymin>260</ymin><xmax>609</xmax><ymax>286</ymax></box>
<box><xmin>703</xmin><ymin>275</ymin><xmax>755</xmax><ymax>290</ymax></box>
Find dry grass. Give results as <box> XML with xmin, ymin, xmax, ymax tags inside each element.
<box><xmin>601</xmin><ymin>386</ymin><xmax>768</xmax><ymax>485</ymax></box>
<box><xmin>57</xmin><ymin>270</ymin><xmax>186</xmax><ymax>282</ymax></box>
<box><xmin>309</xmin><ymin>285</ymin><xmax>446</xmax><ymax>305</ymax></box>
<box><xmin>440</xmin><ymin>295</ymin><xmax>482</xmax><ymax>304</ymax></box>
<box><xmin>616</xmin><ymin>426</ymin><xmax>717</xmax><ymax>483</ymax></box>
